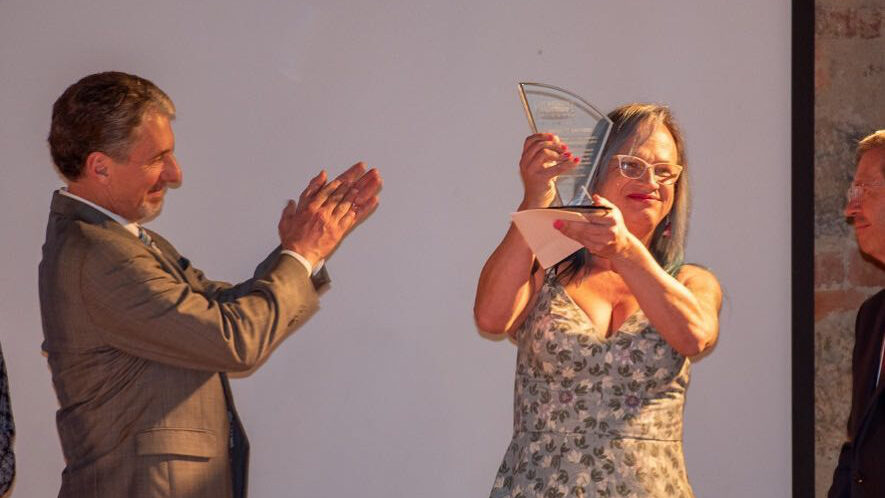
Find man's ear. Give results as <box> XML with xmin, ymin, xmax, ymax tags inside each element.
<box><xmin>83</xmin><ymin>151</ymin><xmax>112</xmax><ymax>184</ymax></box>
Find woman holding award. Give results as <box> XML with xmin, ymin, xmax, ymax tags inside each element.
<box><xmin>475</xmin><ymin>103</ymin><xmax>721</xmax><ymax>497</ymax></box>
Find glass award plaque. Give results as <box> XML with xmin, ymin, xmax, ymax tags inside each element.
<box><xmin>518</xmin><ymin>82</ymin><xmax>612</xmax><ymax>207</ymax></box>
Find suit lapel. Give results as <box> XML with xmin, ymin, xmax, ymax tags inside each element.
<box><xmin>142</xmin><ymin>232</ymin><xmax>192</xmax><ymax>284</ymax></box>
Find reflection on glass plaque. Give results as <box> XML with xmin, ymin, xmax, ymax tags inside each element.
<box><xmin>518</xmin><ymin>82</ymin><xmax>612</xmax><ymax>207</ymax></box>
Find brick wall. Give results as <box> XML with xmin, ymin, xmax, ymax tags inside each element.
<box><xmin>814</xmin><ymin>2</ymin><xmax>885</xmax><ymax>495</ymax></box>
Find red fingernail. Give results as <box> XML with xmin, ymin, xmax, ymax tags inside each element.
<box><xmin>561</xmin><ymin>144</ymin><xmax>569</xmax><ymax>151</ymax></box>
<box><xmin>553</xmin><ymin>220</ymin><xmax>564</xmax><ymax>229</ymax></box>
<box><xmin>563</xmin><ymin>152</ymin><xmax>572</xmax><ymax>158</ymax></box>
<box><xmin>572</xmin><ymin>157</ymin><xmax>580</xmax><ymax>163</ymax></box>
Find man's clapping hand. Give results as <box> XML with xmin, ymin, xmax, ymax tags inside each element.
<box><xmin>278</xmin><ymin>162</ymin><xmax>382</xmax><ymax>267</ymax></box>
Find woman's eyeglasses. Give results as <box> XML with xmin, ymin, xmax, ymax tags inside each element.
<box><xmin>614</xmin><ymin>155</ymin><xmax>683</xmax><ymax>185</ymax></box>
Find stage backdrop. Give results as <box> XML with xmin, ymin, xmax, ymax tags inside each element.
<box><xmin>0</xmin><ymin>1</ymin><xmax>790</xmax><ymax>496</ymax></box>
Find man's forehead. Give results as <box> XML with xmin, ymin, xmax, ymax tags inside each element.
<box><xmin>856</xmin><ymin>146</ymin><xmax>885</xmax><ymax>181</ymax></box>
<box><xmin>135</xmin><ymin>114</ymin><xmax>174</xmax><ymax>143</ymax></box>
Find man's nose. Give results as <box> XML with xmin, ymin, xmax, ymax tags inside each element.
<box><xmin>163</xmin><ymin>154</ymin><xmax>182</xmax><ymax>187</ymax></box>
<box><xmin>844</xmin><ymin>192</ymin><xmax>861</xmax><ymax>218</ymax></box>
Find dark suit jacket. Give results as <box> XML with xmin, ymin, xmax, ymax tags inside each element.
<box><xmin>829</xmin><ymin>289</ymin><xmax>885</xmax><ymax>498</ymax></box>
<box><xmin>39</xmin><ymin>191</ymin><xmax>326</xmax><ymax>498</ymax></box>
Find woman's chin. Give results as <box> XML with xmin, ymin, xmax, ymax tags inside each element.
<box><xmin>624</xmin><ymin>215</ymin><xmax>660</xmax><ymax>241</ymax></box>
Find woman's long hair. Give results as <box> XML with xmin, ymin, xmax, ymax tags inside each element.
<box><xmin>556</xmin><ymin>103</ymin><xmax>690</xmax><ymax>282</ymax></box>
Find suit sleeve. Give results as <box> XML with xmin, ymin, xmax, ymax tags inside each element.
<box><xmin>155</xmin><ymin>237</ymin><xmax>330</xmax><ymax>298</ymax></box>
<box><xmin>252</xmin><ymin>245</ymin><xmax>331</xmax><ymax>291</ymax></box>
<box><xmin>196</xmin><ymin>249</ymin><xmax>330</xmax><ymax>296</ymax></box>
<box><xmin>79</xmin><ymin>237</ymin><xmax>319</xmax><ymax>372</ymax></box>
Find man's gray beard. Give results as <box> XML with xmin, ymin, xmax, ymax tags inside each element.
<box><xmin>137</xmin><ymin>200</ymin><xmax>164</xmax><ymax>224</ymax></box>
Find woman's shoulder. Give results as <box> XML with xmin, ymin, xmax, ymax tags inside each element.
<box><xmin>676</xmin><ymin>264</ymin><xmax>723</xmax><ymax>312</ymax></box>
<box><xmin>676</xmin><ymin>263</ymin><xmax>720</xmax><ymax>287</ymax></box>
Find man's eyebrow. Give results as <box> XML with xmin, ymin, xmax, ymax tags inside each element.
<box><xmin>153</xmin><ymin>148</ymin><xmax>174</xmax><ymax>160</ymax></box>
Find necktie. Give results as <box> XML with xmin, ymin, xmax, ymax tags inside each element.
<box><xmin>137</xmin><ymin>226</ymin><xmax>153</xmax><ymax>247</ymax></box>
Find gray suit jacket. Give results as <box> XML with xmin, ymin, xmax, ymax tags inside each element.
<box><xmin>39</xmin><ymin>191</ymin><xmax>326</xmax><ymax>497</ymax></box>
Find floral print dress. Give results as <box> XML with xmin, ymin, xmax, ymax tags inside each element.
<box><xmin>490</xmin><ymin>271</ymin><xmax>694</xmax><ymax>498</ymax></box>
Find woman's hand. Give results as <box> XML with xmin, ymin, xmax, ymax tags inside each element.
<box><xmin>554</xmin><ymin>194</ymin><xmax>639</xmax><ymax>261</ymax></box>
<box><xmin>518</xmin><ymin>133</ymin><xmax>580</xmax><ymax>210</ymax></box>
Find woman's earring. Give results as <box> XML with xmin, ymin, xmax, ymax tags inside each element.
<box><xmin>662</xmin><ymin>217</ymin><xmax>672</xmax><ymax>238</ymax></box>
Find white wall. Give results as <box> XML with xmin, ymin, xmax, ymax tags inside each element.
<box><xmin>0</xmin><ymin>1</ymin><xmax>791</xmax><ymax>496</ymax></box>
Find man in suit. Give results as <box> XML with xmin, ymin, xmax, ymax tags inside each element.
<box><xmin>39</xmin><ymin>71</ymin><xmax>382</xmax><ymax>497</ymax></box>
<box><xmin>829</xmin><ymin>130</ymin><xmax>885</xmax><ymax>497</ymax></box>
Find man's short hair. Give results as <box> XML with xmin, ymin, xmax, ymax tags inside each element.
<box><xmin>857</xmin><ymin>130</ymin><xmax>885</xmax><ymax>177</ymax></box>
<box><xmin>48</xmin><ymin>71</ymin><xmax>175</xmax><ymax>181</ymax></box>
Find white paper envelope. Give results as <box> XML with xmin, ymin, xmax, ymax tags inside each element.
<box><xmin>510</xmin><ymin>208</ymin><xmax>592</xmax><ymax>269</ymax></box>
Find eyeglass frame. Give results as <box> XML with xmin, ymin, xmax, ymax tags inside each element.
<box><xmin>612</xmin><ymin>154</ymin><xmax>684</xmax><ymax>185</ymax></box>
<box><xmin>846</xmin><ymin>183</ymin><xmax>885</xmax><ymax>204</ymax></box>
